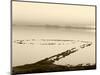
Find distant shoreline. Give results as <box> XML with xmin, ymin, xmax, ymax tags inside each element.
<box><xmin>13</xmin><ymin>25</ymin><xmax>95</xmax><ymax>30</ymax></box>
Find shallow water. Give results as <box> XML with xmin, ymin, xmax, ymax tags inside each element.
<box><xmin>12</xmin><ymin>26</ymin><xmax>95</xmax><ymax>66</ymax></box>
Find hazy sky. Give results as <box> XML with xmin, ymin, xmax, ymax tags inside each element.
<box><xmin>12</xmin><ymin>1</ymin><xmax>95</xmax><ymax>28</ymax></box>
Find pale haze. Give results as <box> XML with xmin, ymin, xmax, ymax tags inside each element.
<box><xmin>13</xmin><ymin>1</ymin><xmax>95</xmax><ymax>28</ymax></box>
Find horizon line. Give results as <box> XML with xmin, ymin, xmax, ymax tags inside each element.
<box><xmin>13</xmin><ymin>24</ymin><xmax>95</xmax><ymax>30</ymax></box>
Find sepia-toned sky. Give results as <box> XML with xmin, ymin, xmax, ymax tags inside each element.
<box><xmin>12</xmin><ymin>1</ymin><xmax>95</xmax><ymax>28</ymax></box>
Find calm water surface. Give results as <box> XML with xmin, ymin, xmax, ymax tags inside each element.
<box><xmin>12</xmin><ymin>26</ymin><xmax>95</xmax><ymax>66</ymax></box>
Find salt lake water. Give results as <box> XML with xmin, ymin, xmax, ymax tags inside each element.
<box><xmin>12</xmin><ymin>25</ymin><xmax>95</xmax><ymax>66</ymax></box>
